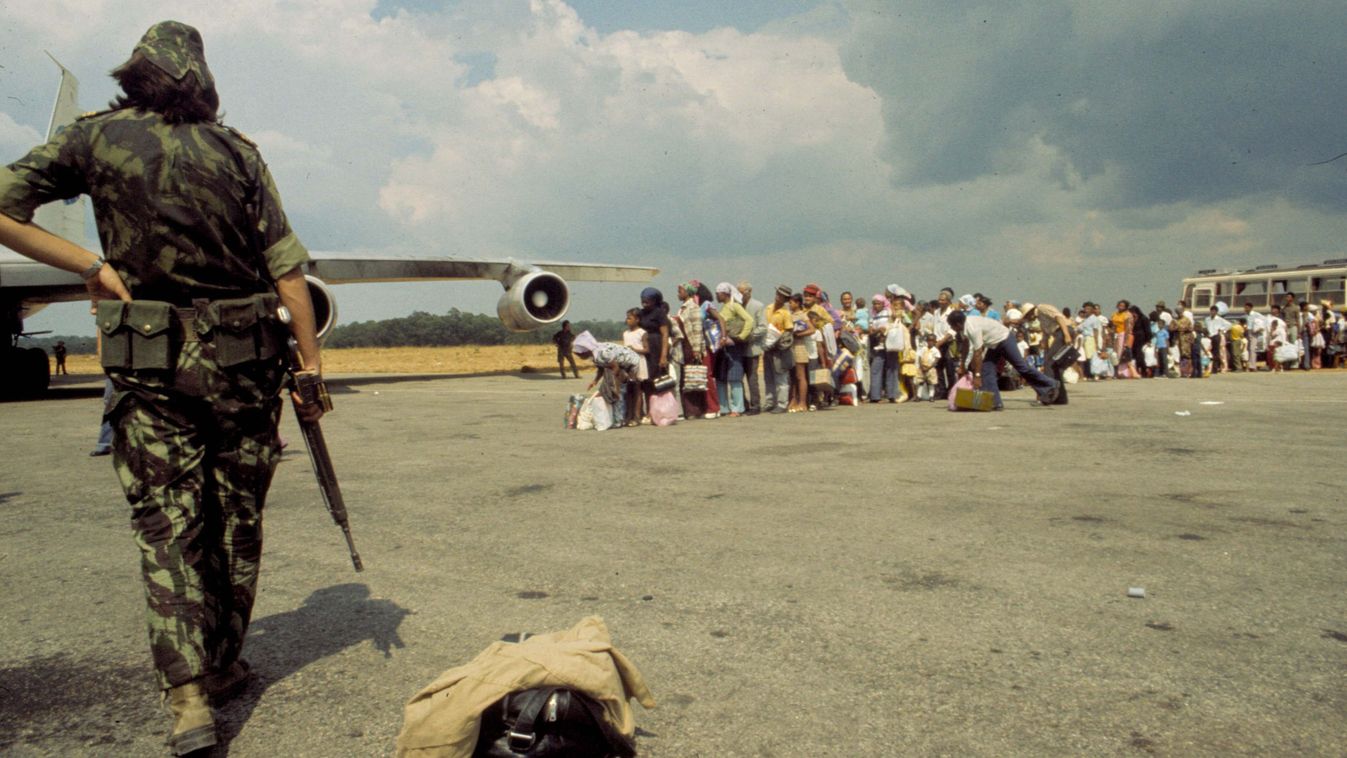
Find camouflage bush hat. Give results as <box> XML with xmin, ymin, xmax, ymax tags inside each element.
<box><xmin>130</xmin><ymin>20</ymin><xmax>214</xmax><ymax>89</ymax></box>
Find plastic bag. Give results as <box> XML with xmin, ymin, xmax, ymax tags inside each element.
<box><xmin>591</xmin><ymin>395</ymin><xmax>614</xmax><ymax>431</ymax></box>
<box><xmin>763</xmin><ymin>324</ymin><xmax>782</xmax><ymax>351</ymax></box>
<box><xmin>947</xmin><ymin>373</ymin><xmax>974</xmax><ymax>411</ymax></box>
<box><xmin>576</xmin><ymin>395</ymin><xmax>597</xmax><ymax>430</ymax></box>
<box><xmin>648</xmin><ymin>390</ymin><xmax>678</xmax><ymax>427</ymax></box>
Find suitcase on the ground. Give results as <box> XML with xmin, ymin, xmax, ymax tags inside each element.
<box><xmin>953</xmin><ymin>387</ymin><xmax>996</xmax><ymax>412</ymax></box>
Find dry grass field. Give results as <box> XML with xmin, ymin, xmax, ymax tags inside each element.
<box><xmin>56</xmin><ymin>344</ymin><xmax>589</xmax><ymax>376</ymax></box>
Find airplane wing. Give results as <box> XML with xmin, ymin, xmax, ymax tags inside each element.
<box><xmin>306</xmin><ymin>254</ymin><xmax>657</xmax><ymax>285</ymax></box>
<box><xmin>299</xmin><ymin>254</ymin><xmax>658</xmax><ymax>334</ymax></box>
<box><xmin>2</xmin><ymin>58</ymin><xmax>658</xmax><ymax>396</ymax></box>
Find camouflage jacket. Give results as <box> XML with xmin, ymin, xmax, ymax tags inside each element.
<box><xmin>0</xmin><ymin>108</ymin><xmax>308</xmax><ymax>303</ymax></box>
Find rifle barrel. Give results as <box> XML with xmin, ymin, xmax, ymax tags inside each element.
<box><xmin>299</xmin><ymin>414</ymin><xmax>364</xmax><ymax>572</ymax></box>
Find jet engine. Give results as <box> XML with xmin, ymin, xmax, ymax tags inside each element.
<box><xmin>305</xmin><ymin>274</ymin><xmax>338</xmax><ymax>341</ymax></box>
<box><xmin>496</xmin><ymin>270</ymin><xmax>569</xmax><ymax>332</ymax></box>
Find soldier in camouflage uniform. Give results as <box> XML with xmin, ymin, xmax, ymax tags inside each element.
<box><xmin>0</xmin><ymin>21</ymin><xmax>327</xmax><ymax>755</ymax></box>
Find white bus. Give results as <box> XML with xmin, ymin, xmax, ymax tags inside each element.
<box><xmin>1180</xmin><ymin>258</ymin><xmax>1347</xmax><ymax>313</ymax></box>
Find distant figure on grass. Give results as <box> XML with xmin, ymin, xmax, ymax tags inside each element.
<box><xmin>552</xmin><ymin>320</ymin><xmax>580</xmax><ymax>378</ymax></box>
<box><xmin>52</xmin><ymin>340</ymin><xmax>67</xmax><ymax>375</ymax></box>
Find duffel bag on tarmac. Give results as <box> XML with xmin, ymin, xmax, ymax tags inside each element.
<box><xmin>475</xmin><ymin>687</ymin><xmax>634</xmax><ymax>758</ymax></box>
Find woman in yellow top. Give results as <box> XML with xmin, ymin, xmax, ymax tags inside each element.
<box><xmin>1111</xmin><ymin>300</ymin><xmax>1137</xmax><ymax>378</ymax></box>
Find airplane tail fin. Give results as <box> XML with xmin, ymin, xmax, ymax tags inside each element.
<box><xmin>32</xmin><ymin>53</ymin><xmax>89</xmax><ymax>247</ymax></box>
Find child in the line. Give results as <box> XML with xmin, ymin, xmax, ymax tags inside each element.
<box><xmin>622</xmin><ymin>309</ymin><xmax>650</xmax><ymax>426</ymax></box>
<box><xmin>1152</xmin><ymin>317</ymin><xmax>1170</xmax><ymax>378</ymax></box>
<box><xmin>1091</xmin><ymin>346</ymin><xmax>1115</xmax><ymax>380</ymax></box>
<box><xmin>916</xmin><ymin>333</ymin><xmax>941</xmax><ymax>401</ymax></box>
<box><xmin>1229</xmin><ymin>321</ymin><xmax>1247</xmax><ymax>372</ymax></box>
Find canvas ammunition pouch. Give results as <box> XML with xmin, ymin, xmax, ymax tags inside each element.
<box><xmin>208</xmin><ymin>294</ymin><xmax>285</xmax><ymax>367</ymax></box>
<box><xmin>98</xmin><ymin>293</ymin><xmax>284</xmax><ymax>371</ymax></box>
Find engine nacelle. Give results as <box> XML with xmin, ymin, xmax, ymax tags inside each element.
<box><xmin>305</xmin><ymin>274</ymin><xmax>338</xmax><ymax>341</ymax></box>
<box><xmin>496</xmin><ymin>271</ymin><xmax>569</xmax><ymax>332</ymax></box>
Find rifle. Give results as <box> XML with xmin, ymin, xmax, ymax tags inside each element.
<box><xmin>282</xmin><ymin>327</ymin><xmax>364</xmax><ymax>572</ymax></box>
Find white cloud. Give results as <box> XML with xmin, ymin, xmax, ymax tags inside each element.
<box><xmin>8</xmin><ymin>0</ymin><xmax>1347</xmax><ymax>338</ymax></box>
<box><xmin>0</xmin><ymin>113</ymin><xmax>43</xmax><ymax>159</ymax></box>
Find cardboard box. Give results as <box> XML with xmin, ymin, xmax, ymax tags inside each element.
<box><xmin>954</xmin><ymin>387</ymin><xmax>997</xmax><ymax>411</ymax></box>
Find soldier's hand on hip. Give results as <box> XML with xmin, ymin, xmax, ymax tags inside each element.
<box><xmin>88</xmin><ymin>263</ymin><xmax>132</xmax><ymax>304</ymax></box>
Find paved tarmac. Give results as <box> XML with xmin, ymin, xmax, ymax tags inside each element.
<box><xmin>1</xmin><ymin>370</ymin><xmax>1344</xmax><ymax>757</ymax></box>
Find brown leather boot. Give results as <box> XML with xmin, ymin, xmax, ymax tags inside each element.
<box><xmin>165</xmin><ymin>682</ymin><xmax>216</xmax><ymax>755</ymax></box>
<box><xmin>205</xmin><ymin>660</ymin><xmax>253</xmax><ymax>704</ymax></box>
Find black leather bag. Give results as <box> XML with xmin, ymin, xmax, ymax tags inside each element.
<box><xmin>1048</xmin><ymin>343</ymin><xmax>1080</xmax><ymax>370</ymax></box>
<box><xmin>475</xmin><ymin>687</ymin><xmax>635</xmax><ymax>758</ymax></box>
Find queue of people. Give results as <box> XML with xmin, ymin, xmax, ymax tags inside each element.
<box><xmin>1075</xmin><ymin>296</ymin><xmax>1347</xmax><ymax>379</ymax></box>
<box><xmin>563</xmin><ymin>282</ymin><xmax>1064</xmax><ymax>426</ymax></box>
<box><xmin>563</xmin><ymin>283</ymin><xmax>1347</xmax><ymax>429</ymax></box>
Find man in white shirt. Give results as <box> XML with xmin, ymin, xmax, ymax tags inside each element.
<box><xmin>947</xmin><ymin>311</ymin><xmax>1060</xmax><ymax>410</ymax></box>
<box><xmin>932</xmin><ymin>288</ymin><xmax>958</xmax><ymax>397</ymax></box>
<box><xmin>1242</xmin><ymin>302</ymin><xmax>1266</xmax><ymax>370</ymax></box>
<box><xmin>1205</xmin><ymin>306</ymin><xmax>1232</xmax><ymax>374</ymax></box>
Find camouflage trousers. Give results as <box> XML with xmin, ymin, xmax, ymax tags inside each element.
<box><xmin>107</xmin><ymin>340</ymin><xmax>284</xmax><ymax>691</ymax></box>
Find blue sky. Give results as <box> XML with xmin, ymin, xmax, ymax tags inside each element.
<box><xmin>4</xmin><ymin>1</ymin><xmax>1347</xmax><ymax>336</ymax></box>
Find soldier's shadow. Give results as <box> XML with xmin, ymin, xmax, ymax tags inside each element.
<box><xmin>210</xmin><ymin>583</ymin><xmax>410</xmax><ymax>755</ymax></box>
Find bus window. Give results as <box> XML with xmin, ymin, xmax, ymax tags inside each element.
<box><xmin>1233</xmin><ymin>280</ymin><xmax>1267</xmax><ymax>308</ymax></box>
<box><xmin>1271</xmin><ymin>279</ymin><xmax>1308</xmax><ymax>304</ymax></box>
<box><xmin>1182</xmin><ymin>284</ymin><xmax>1193</xmax><ymax>303</ymax></box>
<box><xmin>1312</xmin><ymin>277</ymin><xmax>1345</xmax><ymax>306</ymax></box>
<box><xmin>1193</xmin><ymin>287</ymin><xmax>1213</xmax><ymax>308</ymax></box>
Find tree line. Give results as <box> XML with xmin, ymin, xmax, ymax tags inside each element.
<box><xmin>324</xmin><ymin>309</ymin><xmax>624</xmax><ymax>348</ymax></box>
<box><xmin>23</xmin><ymin>310</ymin><xmax>624</xmax><ymax>353</ymax></box>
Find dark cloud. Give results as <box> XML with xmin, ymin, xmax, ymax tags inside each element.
<box><xmin>840</xmin><ymin>1</ymin><xmax>1347</xmax><ymax>210</ymax></box>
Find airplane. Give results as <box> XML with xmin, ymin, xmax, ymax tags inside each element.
<box><xmin>2</xmin><ymin>60</ymin><xmax>657</xmax><ymax>397</ymax></box>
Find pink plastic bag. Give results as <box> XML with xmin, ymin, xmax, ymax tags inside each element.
<box><xmin>649</xmin><ymin>390</ymin><xmax>679</xmax><ymax>427</ymax></box>
<box><xmin>947</xmin><ymin>374</ymin><xmax>974</xmax><ymax>411</ymax></box>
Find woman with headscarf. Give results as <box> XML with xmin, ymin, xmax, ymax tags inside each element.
<box><xmin>695</xmin><ymin>281</ymin><xmax>724</xmax><ymax>418</ymax></box>
<box><xmin>673</xmin><ymin>283</ymin><xmax>710</xmax><ymax>419</ymax></box>
<box><xmin>867</xmin><ymin>294</ymin><xmax>894</xmax><ymax>402</ymax></box>
<box><xmin>637</xmin><ymin>287</ymin><xmax>671</xmax><ymax>415</ymax></box>
<box><xmin>712</xmin><ymin>282</ymin><xmax>754</xmax><ymax>416</ymax></box>
<box><xmin>820</xmin><ymin>290</ymin><xmax>844</xmax><ymax>333</ymax></box>
<box><xmin>572</xmin><ymin>330</ymin><xmax>642</xmax><ymax>426</ymax></box>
